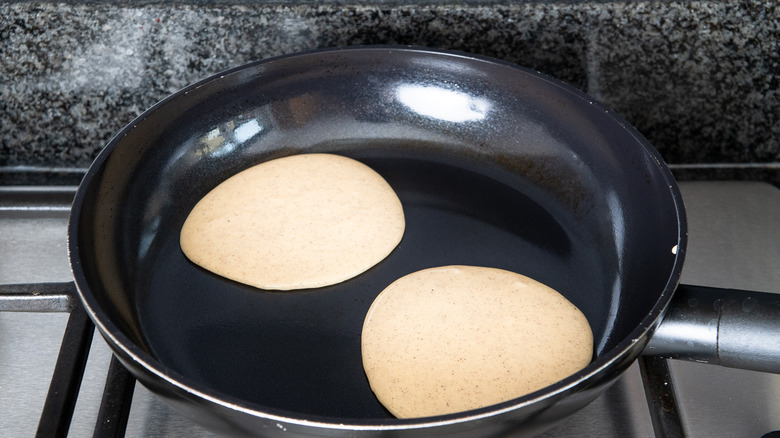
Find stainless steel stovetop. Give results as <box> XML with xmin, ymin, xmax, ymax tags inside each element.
<box><xmin>1</xmin><ymin>181</ymin><xmax>779</xmax><ymax>437</ymax></box>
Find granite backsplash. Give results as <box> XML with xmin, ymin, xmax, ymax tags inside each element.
<box><xmin>1</xmin><ymin>0</ymin><xmax>778</xmax><ymax>183</ymax></box>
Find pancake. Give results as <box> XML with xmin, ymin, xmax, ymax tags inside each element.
<box><xmin>361</xmin><ymin>265</ymin><xmax>593</xmax><ymax>418</ymax></box>
<box><xmin>180</xmin><ymin>153</ymin><xmax>405</xmax><ymax>290</ymax></box>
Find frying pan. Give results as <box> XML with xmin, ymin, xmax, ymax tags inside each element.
<box><xmin>68</xmin><ymin>46</ymin><xmax>780</xmax><ymax>437</ymax></box>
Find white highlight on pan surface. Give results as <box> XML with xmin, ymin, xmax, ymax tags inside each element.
<box><xmin>396</xmin><ymin>84</ymin><xmax>490</xmax><ymax>122</ymax></box>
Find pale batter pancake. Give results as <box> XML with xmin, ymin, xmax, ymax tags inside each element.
<box><xmin>361</xmin><ymin>265</ymin><xmax>593</xmax><ymax>418</ymax></box>
<box><xmin>180</xmin><ymin>153</ymin><xmax>405</xmax><ymax>290</ymax></box>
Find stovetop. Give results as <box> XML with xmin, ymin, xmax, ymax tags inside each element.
<box><xmin>1</xmin><ymin>181</ymin><xmax>779</xmax><ymax>437</ymax></box>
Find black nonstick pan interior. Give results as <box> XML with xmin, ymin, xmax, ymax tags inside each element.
<box><xmin>71</xmin><ymin>47</ymin><xmax>683</xmax><ymax>431</ymax></box>
<box><xmin>137</xmin><ymin>147</ymin><xmax>619</xmax><ymax>419</ymax></box>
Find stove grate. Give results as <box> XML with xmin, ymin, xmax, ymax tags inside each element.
<box><xmin>0</xmin><ymin>281</ymin><xmax>683</xmax><ymax>438</ymax></box>
<box><xmin>0</xmin><ymin>282</ymin><xmax>134</xmax><ymax>438</ymax></box>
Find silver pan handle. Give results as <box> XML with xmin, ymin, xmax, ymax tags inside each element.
<box><xmin>644</xmin><ymin>284</ymin><xmax>780</xmax><ymax>374</ymax></box>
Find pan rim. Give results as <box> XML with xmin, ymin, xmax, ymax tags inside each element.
<box><xmin>67</xmin><ymin>45</ymin><xmax>688</xmax><ymax>431</ymax></box>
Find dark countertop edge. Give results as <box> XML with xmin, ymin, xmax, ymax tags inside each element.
<box><xmin>668</xmin><ymin>164</ymin><xmax>780</xmax><ymax>187</ymax></box>
<box><xmin>1</xmin><ymin>0</ymin><xmax>657</xmax><ymax>5</ymax></box>
<box><xmin>0</xmin><ymin>167</ymin><xmax>89</xmax><ymax>186</ymax></box>
<box><xmin>2</xmin><ymin>164</ymin><xmax>778</xmax><ymax>187</ymax></box>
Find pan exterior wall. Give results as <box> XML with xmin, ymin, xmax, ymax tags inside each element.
<box><xmin>1</xmin><ymin>1</ymin><xmax>778</xmax><ymax>183</ymax></box>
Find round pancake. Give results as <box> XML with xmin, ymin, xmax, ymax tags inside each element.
<box><xmin>361</xmin><ymin>265</ymin><xmax>593</xmax><ymax>418</ymax></box>
<box><xmin>180</xmin><ymin>153</ymin><xmax>405</xmax><ymax>290</ymax></box>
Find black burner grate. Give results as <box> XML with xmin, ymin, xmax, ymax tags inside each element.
<box><xmin>0</xmin><ymin>282</ymin><xmax>134</xmax><ymax>438</ymax></box>
<box><xmin>1</xmin><ymin>281</ymin><xmax>683</xmax><ymax>438</ymax></box>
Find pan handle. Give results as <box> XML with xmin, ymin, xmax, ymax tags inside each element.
<box><xmin>643</xmin><ymin>284</ymin><xmax>780</xmax><ymax>374</ymax></box>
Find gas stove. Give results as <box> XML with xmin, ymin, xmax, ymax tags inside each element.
<box><xmin>1</xmin><ymin>180</ymin><xmax>779</xmax><ymax>437</ymax></box>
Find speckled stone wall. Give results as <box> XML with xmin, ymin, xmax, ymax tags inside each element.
<box><xmin>1</xmin><ymin>1</ymin><xmax>778</xmax><ymax>181</ymax></box>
